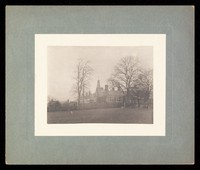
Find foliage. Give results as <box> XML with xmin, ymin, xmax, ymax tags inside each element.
<box><xmin>47</xmin><ymin>98</ymin><xmax>62</xmax><ymax>112</ymax></box>
<box><xmin>108</xmin><ymin>56</ymin><xmax>139</xmax><ymax>92</ymax></box>
<box><xmin>108</xmin><ymin>56</ymin><xmax>153</xmax><ymax>107</ymax></box>
<box><xmin>135</xmin><ymin>68</ymin><xmax>153</xmax><ymax>102</ymax></box>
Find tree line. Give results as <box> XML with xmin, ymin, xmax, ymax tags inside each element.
<box><xmin>108</xmin><ymin>56</ymin><xmax>153</xmax><ymax>107</ymax></box>
<box><xmin>72</xmin><ymin>56</ymin><xmax>153</xmax><ymax>107</ymax></box>
<box><xmin>47</xmin><ymin>56</ymin><xmax>153</xmax><ymax>111</ymax></box>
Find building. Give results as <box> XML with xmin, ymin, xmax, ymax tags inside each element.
<box><xmin>80</xmin><ymin>80</ymin><xmax>153</xmax><ymax>108</ymax></box>
<box><xmin>80</xmin><ymin>80</ymin><xmax>124</xmax><ymax>104</ymax></box>
<box><xmin>96</xmin><ymin>80</ymin><xmax>124</xmax><ymax>104</ymax></box>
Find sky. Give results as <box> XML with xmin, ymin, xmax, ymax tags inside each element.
<box><xmin>48</xmin><ymin>46</ymin><xmax>153</xmax><ymax>101</ymax></box>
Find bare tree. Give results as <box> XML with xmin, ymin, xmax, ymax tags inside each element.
<box><xmin>72</xmin><ymin>59</ymin><xmax>93</xmax><ymax>106</ymax></box>
<box><xmin>108</xmin><ymin>56</ymin><xmax>140</xmax><ymax>106</ymax></box>
<box><xmin>108</xmin><ymin>56</ymin><xmax>139</xmax><ymax>92</ymax></box>
<box><xmin>136</xmin><ymin>69</ymin><xmax>153</xmax><ymax>100</ymax></box>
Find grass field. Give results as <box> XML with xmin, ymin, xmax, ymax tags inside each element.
<box><xmin>47</xmin><ymin>107</ymin><xmax>153</xmax><ymax>124</ymax></box>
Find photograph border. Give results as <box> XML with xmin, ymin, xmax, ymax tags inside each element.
<box><xmin>35</xmin><ymin>34</ymin><xmax>166</xmax><ymax>136</ymax></box>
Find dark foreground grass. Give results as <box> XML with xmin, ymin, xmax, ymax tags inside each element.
<box><xmin>47</xmin><ymin>107</ymin><xmax>153</xmax><ymax>124</ymax></box>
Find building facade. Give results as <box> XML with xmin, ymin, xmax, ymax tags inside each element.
<box><xmin>80</xmin><ymin>80</ymin><xmax>124</xmax><ymax>104</ymax></box>
<box><xmin>80</xmin><ymin>80</ymin><xmax>152</xmax><ymax>108</ymax></box>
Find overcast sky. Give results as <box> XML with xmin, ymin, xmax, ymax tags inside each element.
<box><xmin>48</xmin><ymin>46</ymin><xmax>153</xmax><ymax>101</ymax></box>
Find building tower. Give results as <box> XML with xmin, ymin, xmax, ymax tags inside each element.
<box><xmin>96</xmin><ymin>80</ymin><xmax>101</xmax><ymax>93</ymax></box>
<box><xmin>96</xmin><ymin>80</ymin><xmax>102</xmax><ymax>102</ymax></box>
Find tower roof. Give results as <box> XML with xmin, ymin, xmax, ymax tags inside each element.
<box><xmin>97</xmin><ymin>80</ymin><xmax>100</xmax><ymax>88</ymax></box>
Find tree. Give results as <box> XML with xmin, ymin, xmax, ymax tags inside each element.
<box><xmin>108</xmin><ymin>56</ymin><xmax>140</xmax><ymax>105</ymax></box>
<box><xmin>47</xmin><ymin>98</ymin><xmax>62</xmax><ymax>112</ymax></box>
<box><xmin>72</xmin><ymin>59</ymin><xmax>93</xmax><ymax>106</ymax></box>
<box><xmin>136</xmin><ymin>69</ymin><xmax>152</xmax><ymax>98</ymax></box>
<box><xmin>108</xmin><ymin>56</ymin><xmax>139</xmax><ymax>91</ymax></box>
<box><xmin>135</xmin><ymin>68</ymin><xmax>153</xmax><ymax>107</ymax></box>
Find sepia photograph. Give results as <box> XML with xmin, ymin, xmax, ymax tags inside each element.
<box><xmin>47</xmin><ymin>46</ymin><xmax>153</xmax><ymax>124</ymax></box>
<box><xmin>35</xmin><ymin>34</ymin><xmax>165</xmax><ymax>136</ymax></box>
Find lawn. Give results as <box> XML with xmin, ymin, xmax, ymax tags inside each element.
<box><xmin>47</xmin><ymin>107</ymin><xmax>153</xmax><ymax>124</ymax></box>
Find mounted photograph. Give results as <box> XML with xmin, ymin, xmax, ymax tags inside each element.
<box><xmin>47</xmin><ymin>46</ymin><xmax>153</xmax><ymax>124</ymax></box>
<box><xmin>35</xmin><ymin>34</ymin><xmax>165</xmax><ymax>136</ymax></box>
